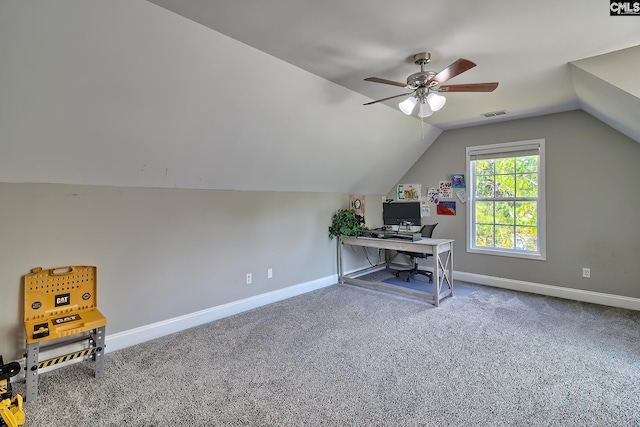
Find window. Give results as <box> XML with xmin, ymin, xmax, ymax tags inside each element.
<box><xmin>466</xmin><ymin>139</ymin><xmax>546</xmax><ymax>260</ymax></box>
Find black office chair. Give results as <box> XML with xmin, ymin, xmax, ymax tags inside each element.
<box><xmin>394</xmin><ymin>223</ymin><xmax>438</xmax><ymax>283</ymax></box>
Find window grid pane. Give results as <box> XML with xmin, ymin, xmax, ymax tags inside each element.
<box><xmin>495</xmin><ymin>225</ymin><xmax>515</xmax><ymax>249</ymax></box>
<box><xmin>476</xmin><ymin>224</ymin><xmax>494</xmax><ymax>247</ymax></box>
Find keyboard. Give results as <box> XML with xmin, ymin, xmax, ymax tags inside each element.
<box><xmin>383</xmin><ymin>232</ymin><xmax>418</xmax><ymax>241</ymax></box>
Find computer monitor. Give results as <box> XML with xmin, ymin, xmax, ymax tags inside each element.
<box><xmin>382</xmin><ymin>201</ymin><xmax>421</xmax><ymax>226</ymax></box>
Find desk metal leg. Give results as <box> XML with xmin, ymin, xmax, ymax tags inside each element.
<box><xmin>337</xmin><ymin>240</ymin><xmax>344</xmax><ymax>284</ymax></box>
<box><xmin>433</xmin><ymin>254</ymin><xmax>441</xmax><ymax>307</ymax></box>
<box><xmin>433</xmin><ymin>243</ymin><xmax>454</xmax><ymax>307</ymax></box>
<box><xmin>448</xmin><ymin>243</ymin><xmax>454</xmax><ymax>296</ymax></box>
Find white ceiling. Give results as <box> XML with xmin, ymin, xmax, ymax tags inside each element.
<box><xmin>147</xmin><ymin>0</ymin><xmax>640</xmax><ymax>133</ymax></box>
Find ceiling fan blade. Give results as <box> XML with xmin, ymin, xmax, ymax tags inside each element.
<box><xmin>364</xmin><ymin>77</ymin><xmax>408</xmax><ymax>88</ymax></box>
<box><xmin>363</xmin><ymin>92</ymin><xmax>414</xmax><ymax>106</ymax></box>
<box><xmin>431</xmin><ymin>58</ymin><xmax>476</xmax><ymax>85</ymax></box>
<box><xmin>438</xmin><ymin>82</ymin><xmax>499</xmax><ymax>93</ymax></box>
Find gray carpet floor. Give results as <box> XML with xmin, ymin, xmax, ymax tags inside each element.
<box><xmin>14</xmin><ymin>274</ymin><xmax>640</xmax><ymax>426</ymax></box>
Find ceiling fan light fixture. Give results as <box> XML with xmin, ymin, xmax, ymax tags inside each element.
<box><xmin>418</xmin><ymin>101</ymin><xmax>433</xmax><ymax>118</ymax></box>
<box><xmin>427</xmin><ymin>93</ymin><xmax>446</xmax><ymax>111</ymax></box>
<box><xmin>399</xmin><ymin>96</ymin><xmax>417</xmax><ymax>115</ymax></box>
<box><xmin>365</xmin><ymin>54</ymin><xmax>498</xmax><ymax>122</ymax></box>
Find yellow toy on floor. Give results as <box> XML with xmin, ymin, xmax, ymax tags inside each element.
<box><xmin>0</xmin><ymin>356</ymin><xmax>25</xmax><ymax>427</ymax></box>
<box><xmin>23</xmin><ymin>266</ymin><xmax>107</xmax><ymax>402</ymax></box>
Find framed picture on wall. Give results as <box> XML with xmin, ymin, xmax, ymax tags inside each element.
<box><xmin>349</xmin><ymin>194</ymin><xmax>365</xmax><ymax>215</ymax></box>
<box><xmin>451</xmin><ymin>174</ymin><xmax>466</xmax><ymax>188</ymax></box>
<box><xmin>437</xmin><ymin>201</ymin><xmax>456</xmax><ymax>215</ymax></box>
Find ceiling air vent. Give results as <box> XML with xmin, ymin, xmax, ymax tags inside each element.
<box><xmin>481</xmin><ymin>110</ymin><xmax>507</xmax><ymax>118</ymax></box>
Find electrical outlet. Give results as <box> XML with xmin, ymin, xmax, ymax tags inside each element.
<box><xmin>246</xmin><ymin>273</ymin><xmax>252</xmax><ymax>284</ymax></box>
<box><xmin>582</xmin><ymin>268</ymin><xmax>590</xmax><ymax>279</ymax></box>
<box><xmin>267</xmin><ymin>268</ymin><xmax>273</xmax><ymax>279</ymax></box>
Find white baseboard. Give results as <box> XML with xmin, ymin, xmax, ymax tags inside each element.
<box><xmin>11</xmin><ymin>276</ymin><xmax>337</xmax><ymax>383</ymax></box>
<box><xmin>105</xmin><ymin>275</ymin><xmax>337</xmax><ymax>353</ymax></box>
<box><xmin>453</xmin><ymin>270</ymin><xmax>640</xmax><ymax>311</ymax></box>
<box><xmin>106</xmin><ymin>269</ymin><xmax>638</xmax><ymax>357</ymax></box>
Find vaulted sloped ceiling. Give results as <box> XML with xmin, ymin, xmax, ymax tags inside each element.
<box><xmin>570</xmin><ymin>46</ymin><xmax>640</xmax><ymax>143</ymax></box>
<box><xmin>0</xmin><ymin>0</ymin><xmax>440</xmax><ymax>195</ymax></box>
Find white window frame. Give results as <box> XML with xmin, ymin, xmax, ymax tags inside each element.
<box><xmin>465</xmin><ymin>139</ymin><xmax>546</xmax><ymax>260</ymax></box>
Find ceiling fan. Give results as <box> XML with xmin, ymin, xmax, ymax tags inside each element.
<box><xmin>364</xmin><ymin>52</ymin><xmax>498</xmax><ymax>117</ymax></box>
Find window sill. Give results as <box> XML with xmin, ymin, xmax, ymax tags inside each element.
<box><xmin>467</xmin><ymin>247</ymin><xmax>546</xmax><ymax>261</ymax></box>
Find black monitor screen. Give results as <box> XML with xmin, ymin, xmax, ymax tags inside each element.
<box><xmin>383</xmin><ymin>201</ymin><xmax>421</xmax><ymax>226</ymax></box>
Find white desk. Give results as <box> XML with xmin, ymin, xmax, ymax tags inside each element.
<box><xmin>338</xmin><ymin>236</ymin><xmax>454</xmax><ymax>306</ymax></box>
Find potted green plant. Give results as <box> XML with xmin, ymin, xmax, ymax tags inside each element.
<box><xmin>328</xmin><ymin>209</ymin><xmax>365</xmax><ymax>242</ymax></box>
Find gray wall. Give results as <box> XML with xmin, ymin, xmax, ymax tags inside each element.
<box><xmin>391</xmin><ymin>110</ymin><xmax>640</xmax><ymax>298</ymax></box>
<box><xmin>0</xmin><ymin>184</ymin><xmax>380</xmax><ymax>360</ymax></box>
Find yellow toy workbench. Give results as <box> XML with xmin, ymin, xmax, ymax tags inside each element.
<box><xmin>23</xmin><ymin>266</ymin><xmax>106</xmax><ymax>402</ymax></box>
